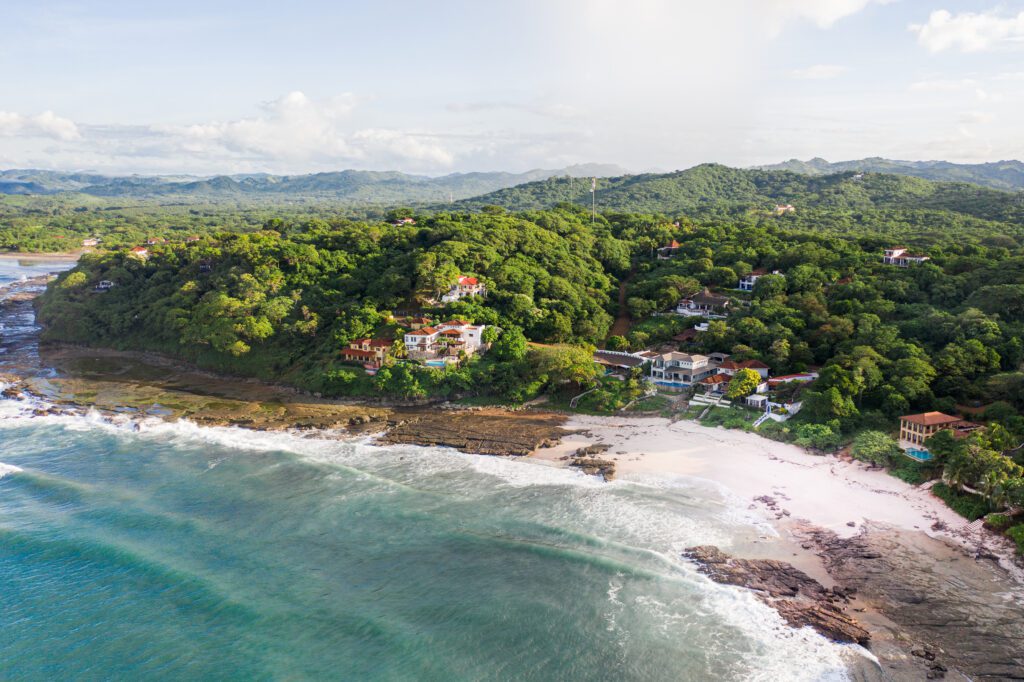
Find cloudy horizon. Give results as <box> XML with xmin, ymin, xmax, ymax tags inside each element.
<box><xmin>3</xmin><ymin>1</ymin><xmax>1024</xmax><ymax>176</ymax></box>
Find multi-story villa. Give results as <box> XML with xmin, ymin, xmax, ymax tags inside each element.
<box><xmin>898</xmin><ymin>411</ymin><xmax>981</xmax><ymax>461</ymax></box>
<box><xmin>440</xmin><ymin>276</ymin><xmax>486</xmax><ymax>303</ymax></box>
<box><xmin>738</xmin><ymin>269</ymin><xmax>782</xmax><ymax>292</ymax></box>
<box><xmin>403</xmin><ymin>320</ymin><xmax>487</xmax><ymax>364</ymax></box>
<box><xmin>649</xmin><ymin>352</ymin><xmax>719</xmax><ymax>386</ymax></box>
<box><xmin>340</xmin><ymin>338</ymin><xmax>393</xmax><ymax>370</ymax></box>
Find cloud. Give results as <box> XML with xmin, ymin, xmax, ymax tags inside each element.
<box><xmin>0</xmin><ymin>110</ymin><xmax>80</xmax><ymax>140</ymax></box>
<box><xmin>958</xmin><ymin>110</ymin><xmax>993</xmax><ymax>125</ymax></box>
<box><xmin>446</xmin><ymin>100</ymin><xmax>581</xmax><ymax>119</ymax></box>
<box><xmin>910</xmin><ymin>9</ymin><xmax>1024</xmax><ymax>52</ymax></box>
<box><xmin>790</xmin><ymin>64</ymin><xmax>848</xmax><ymax>80</ymax></box>
<box><xmin>909</xmin><ymin>78</ymin><xmax>991</xmax><ymax>100</ymax></box>
<box><xmin>760</xmin><ymin>0</ymin><xmax>894</xmax><ymax>32</ymax></box>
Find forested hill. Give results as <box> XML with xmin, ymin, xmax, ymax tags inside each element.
<box><xmin>758</xmin><ymin>158</ymin><xmax>1024</xmax><ymax>192</ymax></box>
<box><xmin>449</xmin><ymin>164</ymin><xmax>1024</xmax><ymax>233</ymax></box>
<box><xmin>0</xmin><ymin>164</ymin><xmax>628</xmax><ymax>202</ymax></box>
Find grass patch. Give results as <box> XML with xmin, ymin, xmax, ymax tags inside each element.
<box><xmin>931</xmin><ymin>482</ymin><xmax>990</xmax><ymax>521</ymax></box>
<box><xmin>984</xmin><ymin>513</ymin><xmax>1015</xmax><ymax>532</ymax></box>
<box><xmin>1007</xmin><ymin>525</ymin><xmax>1024</xmax><ymax>556</ymax></box>
<box><xmin>624</xmin><ymin>395</ymin><xmax>671</xmax><ymax>413</ymax></box>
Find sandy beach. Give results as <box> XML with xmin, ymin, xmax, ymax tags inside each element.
<box><xmin>533</xmin><ymin>414</ymin><xmax>1024</xmax><ymax>679</ymax></box>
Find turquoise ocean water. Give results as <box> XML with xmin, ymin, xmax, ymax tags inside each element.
<box><xmin>0</xmin><ymin>258</ymin><xmax>863</xmax><ymax>680</ymax></box>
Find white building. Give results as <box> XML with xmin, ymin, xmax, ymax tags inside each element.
<box><xmin>883</xmin><ymin>247</ymin><xmax>930</xmax><ymax>267</ymax></box>
<box><xmin>403</xmin><ymin>320</ymin><xmax>488</xmax><ymax>363</ymax></box>
<box><xmin>675</xmin><ymin>288</ymin><xmax>730</xmax><ymax>318</ymax></box>
<box><xmin>440</xmin><ymin>275</ymin><xmax>486</xmax><ymax>303</ymax></box>
<box><xmin>738</xmin><ymin>269</ymin><xmax>782</xmax><ymax>292</ymax></box>
<box><xmin>649</xmin><ymin>352</ymin><xmax>719</xmax><ymax>386</ymax></box>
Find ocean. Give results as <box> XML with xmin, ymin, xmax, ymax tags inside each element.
<box><xmin>0</xmin><ymin>257</ymin><xmax>862</xmax><ymax>681</ymax></box>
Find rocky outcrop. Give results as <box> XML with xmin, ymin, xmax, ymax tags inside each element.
<box><xmin>567</xmin><ymin>444</ymin><xmax>616</xmax><ymax>481</ymax></box>
<box><xmin>379</xmin><ymin>408</ymin><xmax>567</xmax><ymax>456</ymax></box>
<box><xmin>682</xmin><ymin>545</ymin><xmax>870</xmax><ymax>645</ymax></box>
<box><xmin>795</xmin><ymin>524</ymin><xmax>1024</xmax><ymax>680</ymax></box>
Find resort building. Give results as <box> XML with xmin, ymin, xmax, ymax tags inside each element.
<box><xmin>897</xmin><ymin>412</ymin><xmax>982</xmax><ymax>461</ymax></box>
<box><xmin>403</xmin><ymin>320</ymin><xmax>488</xmax><ymax>364</ymax></box>
<box><xmin>440</xmin><ymin>275</ymin><xmax>486</xmax><ymax>303</ymax></box>
<box><xmin>656</xmin><ymin>240</ymin><xmax>682</xmax><ymax>260</ymax></box>
<box><xmin>675</xmin><ymin>288</ymin><xmax>730</xmax><ymax>318</ymax></box>
<box><xmin>340</xmin><ymin>338</ymin><xmax>393</xmax><ymax>370</ymax></box>
<box><xmin>738</xmin><ymin>269</ymin><xmax>782</xmax><ymax>292</ymax></box>
<box><xmin>883</xmin><ymin>247</ymin><xmax>930</xmax><ymax>267</ymax></box>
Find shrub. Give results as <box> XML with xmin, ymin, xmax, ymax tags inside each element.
<box><xmin>984</xmin><ymin>513</ymin><xmax>1014</xmax><ymax>532</ymax></box>
<box><xmin>931</xmin><ymin>483</ymin><xmax>989</xmax><ymax>521</ymax></box>
<box><xmin>1006</xmin><ymin>525</ymin><xmax>1024</xmax><ymax>555</ymax></box>
<box><xmin>793</xmin><ymin>423</ymin><xmax>841</xmax><ymax>451</ymax></box>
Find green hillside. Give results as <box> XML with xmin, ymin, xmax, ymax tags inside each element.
<box><xmin>759</xmin><ymin>157</ymin><xmax>1024</xmax><ymax>192</ymax></box>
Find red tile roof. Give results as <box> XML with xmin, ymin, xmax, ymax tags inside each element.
<box><xmin>900</xmin><ymin>412</ymin><xmax>961</xmax><ymax>426</ymax></box>
<box><xmin>341</xmin><ymin>349</ymin><xmax>378</xmax><ymax>359</ymax></box>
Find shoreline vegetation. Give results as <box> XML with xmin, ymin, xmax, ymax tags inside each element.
<box><xmin>3</xmin><ymin>358</ymin><xmax>1024</xmax><ymax>678</ymax></box>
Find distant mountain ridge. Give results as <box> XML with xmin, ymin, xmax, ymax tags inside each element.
<box><xmin>447</xmin><ymin>163</ymin><xmax>1024</xmax><ymax>228</ymax></box>
<box><xmin>0</xmin><ymin>163</ymin><xmax>629</xmax><ymax>202</ymax></box>
<box><xmin>756</xmin><ymin>157</ymin><xmax>1024</xmax><ymax>191</ymax></box>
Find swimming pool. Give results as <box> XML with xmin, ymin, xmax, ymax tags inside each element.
<box><xmin>904</xmin><ymin>448</ymin><xmax>933</xmax><ymax>462</ymax></box>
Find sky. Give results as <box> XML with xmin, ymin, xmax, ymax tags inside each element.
<box><xmin>1</xmin><ymin>0</ymin><xmax>1023</xmax><ymax>176</ymax></box>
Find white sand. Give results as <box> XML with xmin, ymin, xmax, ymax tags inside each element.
<box><xmin>535</xmin><ymin>415</ymin><xmax>1007</xmax><ymax>551</ymax></box>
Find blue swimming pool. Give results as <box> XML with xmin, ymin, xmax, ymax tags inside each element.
<box><xmin>904</xmin><ymin>448</ymin><xmax>933</xmax><ymax>462</ymax></box>
<box><xmin>425</xmin><ymin>360</ymin><xmax>448</xmax><ymax>367</ymax></box>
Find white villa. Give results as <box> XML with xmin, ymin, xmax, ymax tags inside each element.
<box><xmin>738</xmin><ymin>269</ymin><xmax>782</xmax><ymax>292</ymax></box>
<box><xmin>675</xmin><ymin>288</ymin><xmax>730</xmax><ymax>318</ymax></box>
<box><xmin>649</xmin><ymin>352</ymin><xmax>720</xmax><ymax>386</ymax></box>
<box><xmin>404</xmin><ymin>320</ymin><xmax>488</xmax><ymax>363</ymax></box>
<box><xmin>883</xmin><ymin>247</ymin><xmax>930</xmax><ymax>267</ymax></box>
<box><xmin>440</xmin><ymin>275</ymin><xmax>486</xmax><ymax>303</ymax></box>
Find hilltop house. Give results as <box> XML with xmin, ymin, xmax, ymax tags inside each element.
<box><xmin>675</xmin><ymin>288</ymin><xmax>730</xmax><ymax>318</ymax></box>
<box><xmin>94</xmin><ymin>280</ymin><xmax>115</xmax><ymax>292</ymax></box>
<box><xmin>185</xmin><ymin>235</ymin><xmax>201</xmax><ymax>243</ymax></box>
<box><xmin>81</xmin><ymin>238</ymin><xmax>100</xmax><ymax>247</ymax></box>
<box><xmin>403</xmin><ymin>320</ymin><xmax>488</xmax><ymax>364</ymax></box>
<box><xmin>898</xmin><ymin>411</ymin><xmax>982</xmax><ymax>461</ymax></box>
<box><xmin>440</xmin><ymin>276</ymin><xmax>486</xmax><ymax>303</ymax></box>
<box><xmin>774</xmin><ymin>204</ymin><xmax>796</xmax><ymax>215</ymax></box>
<box><xmin>738</xmin><ymin>269</ymin><xmax>782</xmax><ymax>292</ymax></box>
<box><xmin>146</xmin><ymin>237</ymin><xmax>166</xmax><ymax>246</ymax></box>
<box><xmin>883</xmin><ymin>247</ymin><xmax>930</xmax><ymax>267</ymax></box>
<box><xmin>393</xmin><ymin>217</ymin><xmax>416</xmax><ymax>226</ymax></box>
<box><xmin>340</xmin><ymin>338</ymin><xmax>393</xmax><ymax>370</ymax></box>
<box><xmin>129</xmin><ymin>246</ymin><xmax>149</xmax><ymax>260</ymax></box>
<box><xmin>767</xmin><ymin>371</ymin><xmax>819</xmax><ymax>387</ymax></box>
<box><xmin>657</xmin><ymin>240</ymin><xmax>682</xmax><ymax>260</ymax></box>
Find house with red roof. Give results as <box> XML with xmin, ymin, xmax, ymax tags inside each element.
<box><xmin>883</xmin><ymin>247</ymin><xmax>930</xmax><ymax>267</ymax></box>
<box><xmin>440</xmin><ymin>275</ymin><xmax>486</xmax><ymax>303</ymax></box>
<box><xmin>403</xmin><ymin>320</ymin><xmax>488</xmax><ymax>364</ymax></box>
<box><xmin>340</xmin><ymin>338</ymin><xmax>393</xmax><ymax>370</ymax></box>
<box><xmin>129</xmin><ymin>246</ymin><xmax>149</xmax><ymax>259</ymax></box>
<box><xmin>657</xmin><ymin>239</ymin><xmax>682</xmax><ymax>260</ymax></box>
<box><xmin>898</xmin><ymin>411</ymin><xmax>982</xmax><ymax>461</ymax></box>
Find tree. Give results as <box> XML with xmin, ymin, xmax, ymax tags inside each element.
<box><xmin>851</xmin><ymin>431</ymin><xmax>900</xmax><ymax>466</ymax></box>
<box><xmin>726</xmin><ymin>368</ymin><xmax>761</xmax><ymax>399</ymax></box>
<box><xmin>59</xmin><ymin>271</ymin><xmax>88</xmax><ymax>290</ymax></box>
<box><xmin>492</xmin><ymin>327</ymin><xmax>528</xmax><ymax>361</ymax></box>
<box><xmin>531</xmin><ymin>345</ymin><xmax>599</xmax><ymax>389</ymax></box>
<box><xmin>606</xmin><ymin>335</ymin><xmax>629</xmax><ymax>351</ymax></box>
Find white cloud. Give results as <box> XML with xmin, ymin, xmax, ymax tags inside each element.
<box><xmin>910</xmin><ymin>9</ymin><xmax>1024</xmax><ymax>53</ymax></box>
<box><xmin>790</xmin><ymin>64</ymin><xmax>848</xmax><ymax>80</ymax></box>
<box><xmin>958</xmin><ymin>110</ymin><xmax>993</xmax><ymax>125</ymax></box>
<box><xmin>0</xmin><ymin>110</ymin><xmax>80</xmax><ymax>140</ymax></box>
<box><xmin>760</xmin><ymin>0</ymin><xmax>894</xmax><ymax>32</ymax></box>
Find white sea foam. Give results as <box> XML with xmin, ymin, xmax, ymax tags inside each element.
<box><xmin>0</xmin><ymin>461</ymin><xmax>23</xmax><ymax>478</ymax></box>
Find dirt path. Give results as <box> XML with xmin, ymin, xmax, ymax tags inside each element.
<box><xmin>608</xmin><ymin>272</ymin><xmax>634</xmax><ymax>338</ymax></box>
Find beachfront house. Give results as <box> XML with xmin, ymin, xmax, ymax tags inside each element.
<box><xmin>340</xmin><ymin>338</ymin><xmax>393</xmax><ymax>370</ymax></box>
<box><xmin>403</xmin><ymin>320</ymin><xmax>488</xmax><ymax>365</ymax></box>
<box><xmin>883</xmin><ymin>247</ymin><xmax>930</xmax><ymax>267</ymax></box>
<box><xmin>656</xmin><ymin>239</ymin><xmax>682</xmax><ymax>260</ymax></box>
<box><xmin>440</xmin><ymin>276</ymin><xmax>486</xmax><ymax>303</ymax></box>
<box><xmin>738</xmin><ymin>269</ymin><xmax>782</xmax><ymax>292</ymax></box>
<box><xmin>675</xmin><ymin>288</ymin><xmax>730</xmax><ymax>318</ymax></box>
<box><xmin>897</xmin><ymin>412</ymin><xmax>982</xmax><ymax>461</ymax></box>
<box><xmin>649</xmin><ymin>352</ymin><xmax>719</xmax><ymax>386</ymax></box>
<box><xmin>593</xmin><ymin>350</ymin><xmax>649</xmax><ymax>377</ymax></box>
